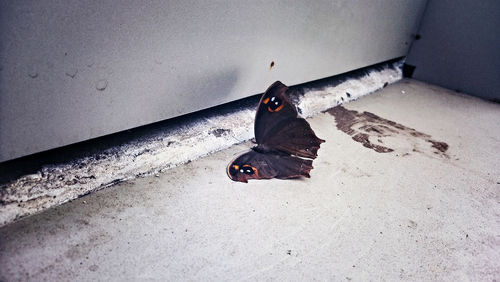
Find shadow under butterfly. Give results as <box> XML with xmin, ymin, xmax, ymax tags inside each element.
<box><xmin>227</xmin><ymin>81</ymin><xmax>325</xmax><ymax>183</ymax></box>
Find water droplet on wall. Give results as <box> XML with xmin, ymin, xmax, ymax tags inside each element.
<box><xmin>96</xmin><ymin>79</ymin><xmax>108</xmax><ymax>91</ymax></box>
<box><xmin>65</xmin><ymin>68</ymin><xmax>78</xmax><ymax>78</ymax></box>
<box><xmin>28</xmin><ymin>70</ymin><xmax>38</xmax><ymax>78</ymax></box>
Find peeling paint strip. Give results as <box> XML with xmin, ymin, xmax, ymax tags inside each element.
<box><xmin>0</xmin><ymin>59</ymin><xmax>403</xmax><ymax>227</ymax></box>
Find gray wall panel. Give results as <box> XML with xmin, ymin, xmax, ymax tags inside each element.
<box><xmin>406</xmin><ymin>0</ymin><xmax>500</xmax><ymax>100</ymax></box>
<box><xmin>0</xmin><ymin>0</ymin><xmax>427</xmax><ymax>161</ymax></box>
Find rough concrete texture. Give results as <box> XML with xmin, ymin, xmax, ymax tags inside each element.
<box><xmin>0</xmin><ymin>79</ymin><xmax>499</xmax><ymax>281</ymax></box>
<box><xmin>0</xmin><ymin>60</ymin><xmax>402</xmax><ymax>227</ymax></box>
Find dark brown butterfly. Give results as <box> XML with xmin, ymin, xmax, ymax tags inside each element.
<box><xmin>227</xmin><ymin>81</ymin><xmax>325</xmax><ymax>183</ymax></box>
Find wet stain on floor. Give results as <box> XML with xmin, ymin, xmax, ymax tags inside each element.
<box><xmin>328</xmin><ymin>106</ymin><xmax>449</xmax><ymax>157</ymax></box>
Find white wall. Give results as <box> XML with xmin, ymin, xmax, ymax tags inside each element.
<box><xmin>0</xmin><ymin>0</ymin><xmax>427</xmax><ymax>162</ymax></box>
<box><xmin>406</xmin><ymin>0</ymin><xmax>500</xmax><ymax>100</ymax></box>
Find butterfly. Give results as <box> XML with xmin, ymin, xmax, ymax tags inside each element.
<box><xmin>227</xmin><ymin>81</ymin><xmax>325</xmax><ymax>183</ymax></box>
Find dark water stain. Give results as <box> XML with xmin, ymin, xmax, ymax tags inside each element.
<box><xmin>328</xmin><ymin>106</ymin><xmax>449</xmax><ymax>157</ymax></box>
<box><xmin>352</xmin><ymin>133</ymin><xmax>394</xmax><ymax>153</ymax></box>
<box><xmin>427</xmin><ymin>140</ymin><xmax>449</xmax><ymax>153</ymax></box>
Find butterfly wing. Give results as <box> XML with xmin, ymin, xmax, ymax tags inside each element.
<box><xmin>255</xmin><ymin>81</ymin><xmax>324</xmax><ymax>159</ymax></box>
<box><xmin>254</xmin><ymin>81</ymin><xmax>298</xmax><ymax>144</ymax></box>
<box><xmin>260</xmin><ymin>118</ymin><xmax>324</xmax><ymax>159</ymax></box>
<box><xmin>227</xmin><ymin>149</ymin><xmax>313</xmax><ymax>183</ymax></box>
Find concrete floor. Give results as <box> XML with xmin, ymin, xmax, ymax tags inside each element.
<box><xmin>0</xmin><ymin>79</ymin><xmax>499</xmax><ymax>281</ymax></box>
